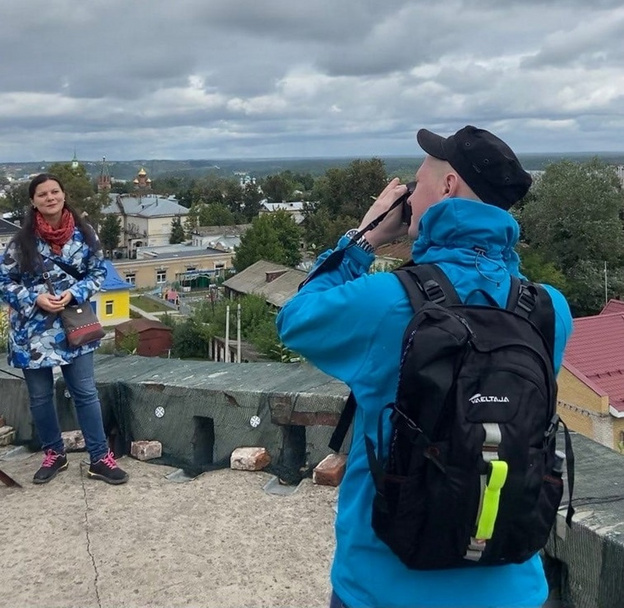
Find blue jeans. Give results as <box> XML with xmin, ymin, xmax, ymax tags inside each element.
<box><xmin>23</xmin><ymin>353</ymin><xmax>109</xmax><ymax>462</ymax></box>
<box><xmin>329</xmin><ymin>591</ymin><xmax>349</xmax><ymax>608</ymax></box>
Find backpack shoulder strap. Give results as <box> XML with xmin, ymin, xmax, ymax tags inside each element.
<box><xmin>506</xmin><ymin>276</ymin><xmax>556</xmax><ymax>359</ymax></box>
<box><xmin>329</xmin><ymin>392</ymin><xmax>356</xmax><ymax>453</ymax></box>
<box><xmin>394</xmin><ymin>263</ymin><xmax>462</xmax><ymax>308</ymax></box>
<box><xmin>329</xmin><ymin>264</ymin><xmax>462</xmax><ymax>453</ymax></box>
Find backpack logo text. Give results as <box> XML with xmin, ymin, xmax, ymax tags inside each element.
<box><xmin>469</xmin><ymin>393</ymin><xmax>510</xmax><ymax>404</ymax></box>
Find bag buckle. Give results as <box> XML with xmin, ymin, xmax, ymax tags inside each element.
<box><xmin>42</xmin><ymin>271</ymin><xmax>50</xmax><ymax>280</ymax></box>
<box><xmin>544</xmin><ymin>414</ymin><xmax>560</xmax><ymax>439</ymax></box>
<box><xmin>517</xmin><ymin>284</ymin><xmax>536</xmax><ymax>313</ymax></box>
<box><xmin>422</xmin><ymin>279</ymin><xmax>446</xmax><ymax>304</ymax></box>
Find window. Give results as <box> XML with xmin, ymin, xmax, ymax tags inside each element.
<box><xmin>156</xmin><ymin>270</ymin><xmax>167</xmax><ymax>284</ymax></box>
<box><xmin>105</xmin><ymin>300</ymin><xmax>114</xmax><ymax>315</ymax></box>
<box><xmin>125</xmin><ymin>273</ymin><xmax>136</xmax><ymax>285</ymax></box>
<box><xmin>214</xmin><ymin>262</ymin><xmax>225</xmax><ymax>276</ymax></box>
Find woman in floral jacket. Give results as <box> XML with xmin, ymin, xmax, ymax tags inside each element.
<box><xmin>0</xmin><ymin>173</ymin><xmax>128</xmax><ymax>485</ymax></box>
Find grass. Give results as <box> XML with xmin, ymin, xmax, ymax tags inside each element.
<box><xmin>131</xmin><ymin>295</ymin><xmax>173</xmax><ymax>313</ymax></box>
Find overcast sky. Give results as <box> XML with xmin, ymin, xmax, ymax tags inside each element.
<box><xmin>2</xmin><ymin>0</ymin><xmax>623</xmax><ymax>162</ymax></box>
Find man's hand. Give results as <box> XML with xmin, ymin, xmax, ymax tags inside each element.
<box><xmin>357</xmin><ymin>178</ymin><xmax>409</xmax><ymax>249</ymax></box>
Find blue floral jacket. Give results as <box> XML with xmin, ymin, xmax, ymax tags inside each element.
<box><xmin>0</xmin><ymin>228</ymin><xmax>106</xmax><ymax>368</ymax></box>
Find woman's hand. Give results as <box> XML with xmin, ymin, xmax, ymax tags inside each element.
<box><xmin>356</xmin><ymin>178</ymin><xmax>408</xmax><ymax>249</ymax></box>
<box><xmin>56</xmin><ymin>290</ymin><xmax>74</xmax><ymax>307</ymax></box>
<box><xmin>36</xmin><ymin>293</ymin><xmax>66</xmax><ymax>313</ymax></box>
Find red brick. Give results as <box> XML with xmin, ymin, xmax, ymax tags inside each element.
<box><xmin>230</xmin><ymin>447</ymin><xmax>271</xmax><ymax>471</ymax></box>
<box><xmin>62</xmin><ymin>430</ymin><xmax>85</xmax><ymax>452</ymax></box>
<box><xmin>130</xmin><ymin>440</ymin><xmax>162</xmax><ymax>461</ymax></box>
<box><xmin>0</xmin><ymin>425</ymin><xmax>15</xmax><ymax>447</ymax></box>
<box><xmin>313</xmin><ymin>453</ymin><xmax>347</xmax><ymax>487</ymax></box>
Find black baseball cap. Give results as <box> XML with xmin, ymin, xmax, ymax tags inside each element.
<box><xmin>416</xmin><ymin>125</ymin><xmax>532</xmax><ymax>209</ymax></box>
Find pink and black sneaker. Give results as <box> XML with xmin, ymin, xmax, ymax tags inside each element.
<box><xmin>33</xmin><ymin>449</ymin><xmax>68</xmax><ymax>484</ymax></box>
<box><xmin>88</xmin><ymin>450</ymin><xmax>129</xmax><ymax>485</ymax></box>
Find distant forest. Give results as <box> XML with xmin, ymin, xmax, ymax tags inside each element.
<box><xmin>3</xmin><ymin>152</ymin><xmax>624</xmax><ymax>182</ymax></box>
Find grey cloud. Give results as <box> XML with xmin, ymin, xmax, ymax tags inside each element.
<box><xmin>1</xmin><ymin>0</ymin><xmax>623</xmax><ymax>161</ymax></box>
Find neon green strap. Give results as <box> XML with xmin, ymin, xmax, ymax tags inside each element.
<box><xmin>475</xmin><ymin>460</ymin><xmax>508</xmax><ymax>540</ymax></box>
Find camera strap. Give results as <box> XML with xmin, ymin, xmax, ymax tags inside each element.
<box><xmin>299</xmin><ymin>196</ymin><xmax>404</xmax><ymax>289</ymax></box>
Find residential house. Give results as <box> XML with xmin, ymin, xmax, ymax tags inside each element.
<box><xmin>92</xmin><ymin>260</ymin><xmax>131</xmax><ymax>327</ymax></box>
<box><xmin>113</xmin><ymin>244</ymin><xmax>233</xmax><ymax>290</ymax></box>
<box><xmin>222</xmin><ymin>260</ymin><xmax>306</xmax><ymax>308</ymax></box>
<box><xmin>102</xmin><ymin>193</ymin><xmax>190</xmax><ymax>256</ymax></box>
<box><xmin>191</xmin><ymin>225</ymin><xmax>250</xmax><ymax>252</ymax></box>
<box><xmin>557</xmin><ymin>300</ymin><xmax>624</xmax><ymax>452</ymax></box>
<box><xmin>259</xmin><ymin>201</ymin><xmax>306</xmax><ymax>225</ymax></box>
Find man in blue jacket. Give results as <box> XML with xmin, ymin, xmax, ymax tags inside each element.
<box><xmin>276</xmin><ymin>125</ymin><xmax>573</xmax><ymax>608</ymax></box>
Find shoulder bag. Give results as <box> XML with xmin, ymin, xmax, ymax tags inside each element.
<box><xmin>40</xmin><ymin>254</ymin><xmax>105</xmax><ymax>348</ymax></box>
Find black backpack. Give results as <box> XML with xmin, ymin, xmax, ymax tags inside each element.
<box><xmin>331</xmin><ymin>263</ymin><xmax>574</xmax><ymax>570</ymax></box>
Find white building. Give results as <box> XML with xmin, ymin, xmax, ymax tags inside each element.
<box><xmin>102</xmin><ymin>193</ymin><xmax>190</xmax><ymax>256</ymax></box>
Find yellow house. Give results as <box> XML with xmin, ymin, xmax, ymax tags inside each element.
<box><xmin>92</xmin><ymin>260</ymin><xmax>131</xmax><ymax>327</ymax></box>
<box><xmin>557</xmin><ymin>305</ymin><xmax>624</xmax><ymax>453</ymax></box>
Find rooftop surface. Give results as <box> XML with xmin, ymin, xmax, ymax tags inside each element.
<box><xmin>0</xmin><ymin>449</ymin><xmax>336</xmax><ymax>608</ymax></box>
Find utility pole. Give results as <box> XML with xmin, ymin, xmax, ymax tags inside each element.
<box><xmin>237</xmin><ymin>303</ymin><xmax>241</xmax><ymax>363</ymax></box>
<box><xmin>604</xmin><ymin>261</ymin><xmax>608</xmax><ymax>306</ymax></box>
<box><xmin>225</xmin><ymin>305</ymin><xmax>230</xmax><ymax>362</ymax></box>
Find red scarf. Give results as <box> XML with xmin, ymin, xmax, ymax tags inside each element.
<box><xmin>35</xmin><ymin>208</ymin><xmax>76</xmax><ymax>254</ymax></box>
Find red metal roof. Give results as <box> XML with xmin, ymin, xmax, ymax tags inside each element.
<box><xmin>600</xmin><ymin>299</ymin><xmax>624</xmax><ymax>315</ymax></box>
<box><xmin>564</xmin><ymin>311</ymin><xmax>624</xmax><ymax>412</ymax></box>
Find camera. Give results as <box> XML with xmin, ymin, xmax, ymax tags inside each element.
<box><xmin>396</xmin><ymin>181</ymin><xmax>416</xmax><ymax>224</ymax></box>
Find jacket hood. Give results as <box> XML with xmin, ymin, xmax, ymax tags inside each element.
<box><xmin>411</xmin><ymin>197</ymin><xmax>521</xmax><ymax>276</ymax></box>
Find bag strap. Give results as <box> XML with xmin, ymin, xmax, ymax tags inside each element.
<box><xmin>506</xmin><ymin>276</ymin><xmax>556</xmax><ymax>359</ymax></box>
<box><xmin>329</xmin><ymin>392</ymin><xmax>356</xmax><ymax>453</ymax></box>
<box><xmin>329</xmin><ymin>264</ymin><xmax>460</xmax><ymax>453</ymax></box>
<box><xmin>560</xmin><ymin>418</ymin><xmax>575</xmax><ymax>527</ymax></box>
<box><xmin>43</xmin><ymin>255</ymin><xmax>86</xmax><ymax>281</ymax></box>
<box><xmin>394</xmin><ymin>263</ymin><xmax>462</xmax><ymax>308</ymax></box>
<box><xmin>37</xmin><ymin>252</ymin><xmax>57</xmax><ymax>296</ymax></box>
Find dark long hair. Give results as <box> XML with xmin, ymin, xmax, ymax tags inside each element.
<box><xmin>11</xmin><ymin>173</ymin><xmax>100</xmax><ymax>274</ymax></box>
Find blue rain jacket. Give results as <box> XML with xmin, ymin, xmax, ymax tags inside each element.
<box><xmin>277</xmin><ymin>198</ymin><xmax>573</xmax><ymax>608</ymax></box>
<box><xmin>0</xmin><ymin>229</ymin><xmax>106</xmax><ymax>368</ymax></box>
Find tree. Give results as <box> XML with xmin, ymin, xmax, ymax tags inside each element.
<box><xmin>521</xmin><ymin>159</ymin><xmax>624</xmax><ymax>269</ymax></box>
<box><xmin>47</xmin><ymin>162</ymin><xmax>98</xmax><ymax>219</ymax></box>
<box><xmin>311</xmin><ymin>158</ymin><xmax>388</xmax><ymax>219</ymax></box>
<box><xmin>518</xmin><ymin>247</ymin><xmax>568</xmax><ymax>292</ymax></box>
<box><xmin>198</xmin><ymin>203</ymin><xmax>236</xmax><ymax>227</ymax></box>
<box><xmin>241</xmin><ymin>182</ymin><xmax>263</xmax><ymax>221</ymax></box>
<box><xmin>519</xmin><ymin>158</ymin><xmax>624</xmax><ymax>315</ymax></box>
<box><xmin>261</xmin><ymin>173</ymin><xmax>295</xmax><ymax>204</ymax></box>
<box><xmin>0</xmin><ymin>182</ymin><xmax>30</xmax><ymax>223</ymax></box>
<box><xmin>192</xmin><ymin>293</ymin><xmax>289</xmax><ymax>361</ymax></box>
<box><xmin>233</xmin><ymin>210</ymin><xmax>301</xmax><ymax>272</ymax></box>
<box><xmin>169</xmin><ymin>216</ymin><xmax>186</xmax><ymax>244</ymax></box>
<box><xmin>303</xmin><ymin>207</ymin><xmax>358</xmax><ymax>256</ymax></box>
<box><xmin>222</xmin><ymin>180</ymin><xmax>244</xmax><ymax>216</ymax></box>
<box><xmin>99</xmin><ymin>215</ymin><xmax>121</xmax><ymax>257</ymax></box>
